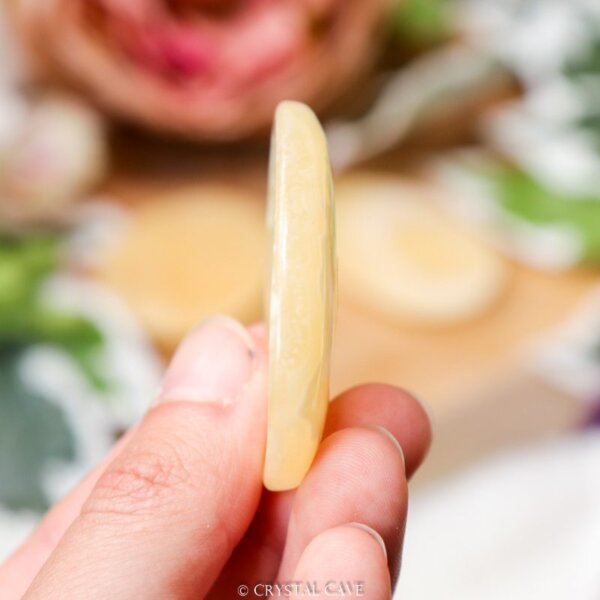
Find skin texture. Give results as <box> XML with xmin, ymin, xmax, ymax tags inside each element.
<box><xmin>0</xmin><ymin>317</ymin><xmax>431</xmax><ymax>600</ymax></box>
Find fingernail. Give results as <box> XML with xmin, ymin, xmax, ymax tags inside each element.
<box><xmin>368</xmin><ymin>426</ymin><xmax>406</xmax><ymax>472</ymax></box>
<box><xmin>347</xmin><ymin>523</ymin><xmax>387</xmax><ymax>561</ymax></box>
<box><xmin>158</xmin><ymin>315</ymin><xmax>256</xmax><ymax>405</ymax></box>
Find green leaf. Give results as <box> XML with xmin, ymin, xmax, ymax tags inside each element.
<box><xmin>390</xmin><ymin>0</ymin><xmax>453</xmax><ymax>46</ymax></box>
<box><xmin>481</xmin><ymin>166</ymin><xmax>600</xmax><ymax>262</ymax></box>
<box><xmin>0</xmin><ymin>234</ymin><xmax>110</xmax><ymax>390</ymax></box>
<box><xmin>0</xmin><ymin>234</ymin><xmax>59</xmax><ymax>314</ymax></box>
<box><xmin>562</xmin><ymin>35</ymin><xmax>600</xmax><ymax>146</ymax></box>
<box><xmin>564</xmin><ymin>37</ymin><xmax>600</xmax><ymax>78</ymax></box>
<box><xmin>0</xmin><ymin>349</ymin><xmax>76</xmax><ymax>512</ymax></box>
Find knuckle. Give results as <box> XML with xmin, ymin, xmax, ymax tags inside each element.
<box><xmin>83</xmin><ymin>441</ymin><xmax>193</xmax><ymax>519</ymax></box>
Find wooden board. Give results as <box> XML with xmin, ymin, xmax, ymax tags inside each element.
<box><xmin>332</xmin><ymin>266</ymin><xmax>598</xmax><ymax>410</ymax></box>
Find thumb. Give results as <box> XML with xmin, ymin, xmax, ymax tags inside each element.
<box><xmin>24</xmin><ymin>316</ymin><xmax>267</xmax><ymax>600</ymax></box>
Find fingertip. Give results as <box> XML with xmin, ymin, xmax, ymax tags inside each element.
<box><xmin>159</xmin><ymin>315</ymin><xmax>258</xmax><ymax>405</ymax></box>
<box><xmin>347</xmin><ymin>523</ymin><xmax>387</xmax><ymax>560</ymax></box>
<box><xmin>326</xmin><ymin>383</ymin><xmax>432</xmax><ymax>478</ymax></box>
<box><xmin>292</xmin><ymin>524</ymin><xmax>391</xmax><ymax>599</ymax></box>
<box><xmin>24</xmin><ymin>317</ymin><xmax>269</xmax><ymax>600</ymax></box>
<box><xmin>278</xmin><ymin>426</ymin><xmax>408</xmax><ymax>581</ymax></box>
<box><xmin>248</xmin><ymin>322</ymin><xmax>267</xmax><ymax>348</ymax></box>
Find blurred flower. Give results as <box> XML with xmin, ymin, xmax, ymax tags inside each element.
<box><xmin>0</xmin><ymin>233</ymin><xmax>162</xmax><ymax>557</ymax></box>
<box><xmin>436</xmin><ymin>152</ymin><xmax>600</xmax><ymax>270</ymax></box>
<box><xmin>8</xmin><ymin>0</ymin><xmax>390</xmax><ymax>140</ymax></box>
<box><xmin>0</xmin><ymin>95</ymin><xmax>108</xmax><ymax>224</ymax></box>
<box><xmin>461</xmin><ymin>0</ymin><xmax>600</xmax><ymax>195</ymax></box>
<box><xmin>327</xmin><ymin>45</ymin><xmax>510</xmax><ymax>170</ymax></box>
<box><xmin>0</xmin><ymin>3</ymin><xmax>24</xmax><ymax>90</ymax></box>
<box><xmin>0</xmin><ymin>92</ymin><xmax>27</xmax><ymax>156</ymax></box>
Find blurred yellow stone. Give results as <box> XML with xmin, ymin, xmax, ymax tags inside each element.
<box><xmin>97</xmin><ymin>185</ymin><xmax>265</xmax><ymax>352</ymax></box>
<box><xmin>263</xmin><ymin>101</ymin><xmax>336</xmax><ymax>491</ymax></box>
<box><xmin>337</xmin><ymin>173</ymin><xmax>509</xmax><ymax>325</ymax></box>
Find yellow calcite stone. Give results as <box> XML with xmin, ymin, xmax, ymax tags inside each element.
<box><xmin>337</xmin><ymin>174</ymin><xmax>508</xmax><ymax>325</ymax></box>
<box><xmin>97</xmin><ymin>185</ymin><xmax>265</xmax><ymax>351</ymax></box>
<box><xmin>263</xmin><ymin>101</ymin><xmax>336</xmax><ymax>491</ymax></box>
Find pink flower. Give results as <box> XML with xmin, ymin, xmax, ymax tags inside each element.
<box><xmin>11</xmin><ymin>0</ymin><xmax>390</xmax><ymax>139</ymax></box>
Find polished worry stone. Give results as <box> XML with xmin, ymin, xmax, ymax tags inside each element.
<box><xmin>263</xmin><ymin>101</ymin><xmax>336</xmax><ymax>492</ymax></box>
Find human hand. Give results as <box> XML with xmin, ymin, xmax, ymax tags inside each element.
<box><xmin>0</xmin><ymin>316</ymin><xmax>431</xmax><ymax>599</ymax></box>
